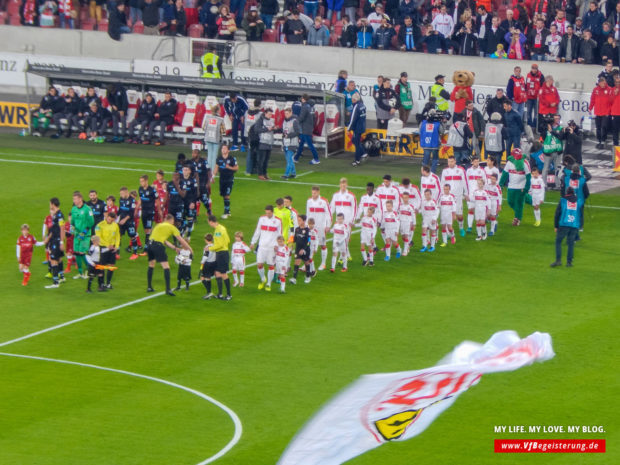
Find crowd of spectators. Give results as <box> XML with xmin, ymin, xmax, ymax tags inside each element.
<box><xmin>2</xmin><ymin>0</ymin><xmax>620</xmax><ymax>66</ymax></box>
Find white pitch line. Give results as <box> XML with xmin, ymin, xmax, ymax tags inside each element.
<box><xmin>0</xmin><ymin>151</ymin><xmax>165</xmax><ymax>168</ymax></box>
<box><xmin>295</xmin><ymin>170</ymin><xmax>314</xmax><ymax>177</ymax></box>
<box><xmin>0</xmin><ymin>351</ymin><xmax>242</xmax><ymax>465</ymax></box>
<box><xmin>3</xmin><ymin>157</ymin><xmax>620</xmax><ymax>207</ymax></box>
<box><xmin>0</xmin><ymin>231</ymin><xmax>361</xmax><ymax>349</ymax></box>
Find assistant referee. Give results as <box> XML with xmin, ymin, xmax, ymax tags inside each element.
<box><xmin>147</xmin><ymin>214</ymin><xmax>192</xmax><ymax>296</ymax></box>
<box><xmin>208</xmin><ymin>215</ymin><xmax>232</xmax><ymax>300</ymax></box>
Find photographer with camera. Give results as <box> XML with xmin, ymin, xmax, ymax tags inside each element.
<box><xmin>541</xmin><ymin>114</ymin><xmax>563</xmax><ymax>188</ymax></box>
<box><xmin>419</xmin><ymin>109</ymin><xmax>446</xmax><ymax>173</ymax></box>
<box><xmin>562</xmin><ymin>121</ymin><xmax>584</xmax><ymax>165</ymax></box>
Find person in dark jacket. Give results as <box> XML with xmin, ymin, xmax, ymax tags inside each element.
<box><xmin>356</xmin><ymin>17</ymin><xmax>374</xmax><ymax>48</ymax></box>
<box><xmin>108</xmin><ymin>84</ymin><xmax>128</xmax><ymax>143</ymax></box>
<box><xmin>146</xmin><ymin>91</ymin><xmax>178</xmax><ymax>146</ymax></box>
<box><xmin>374</xmin><ymin>78</ymin><xmax>399</xmax><ymax>129</ymax></box>
<box><xmin>577</xmin><ymin>29</ymin><xmax>598</xmax><ymax>64</ymax></box>
<box><xmin>108</xmin><ymin>2</ymin><xmax>131</xmax><ymax>41</ymax></box>
<box><xmin>583</xmin><ymin>1</ymin><xmax>605</xmax><ymax>38</ymax></box>
<box><xmin>141</xmin><ymin>0</ymin><xmax>162</xmax><ymax>35</ymax></box>
<box><xmin>398</xmin><ymin>0</ymin><xmax>418</xmax><ymax>24</ymax></box>
<box><xmin>561</xmin><ymin>122</ymin><xmax>584</xmax><ymax>164</ymax></box>
<box><xmin>421</xmin><ymin>25</ymin><xmax>446</xmax><ymax>54</ymax></box>
<box><xmin>160</xmin><ymin>0</ymin><xmax>186</xmax><ymax>36</ymax></box>
<box><xmin>454</xmin><ymin>18</ymin><xmax>478</xmax><ymax>56</ymax></box>
<box><xmin>223</xmin><ymin>93</ymin><xmax>249</xmax><ymax>150</ymax></box>
<box><xmin>483</xmin><ymin>16</ymin><xmax>506</xmax><ymax>56</ymax></box>
<box><xmin>127</xmin><ymin>93</ymin><xmax>157</xmax><ymax>143</ymax></box>
<box><xmin>283</xmin><ymin>10</ymin><xmax>306</xmax><ymax>44</ymax></box>
<box><xmin>242</xmin><ymin>7</ymin><xmax>265</xmax><ymax>41</ymax></box>
<box><xmin>486</xmin><ymin>89</ymin><xmax>506</xmax><ymax>121</ymax></box>
<box><xmin>397</xmin><ymin>15</ymin><xmax>421</xmax><ymax>51</ymax></box>
<box><xmin>294</xmin><ymin>94</ymin><xmax>320</xmax><ymax>164</ymax></box>
<box><xmin>558</xmin><ymin>25</ymin><xmax>581</xmax><ymax>63</ymax></box>
<box><xmin>373</xmin><ymin>17</ymin><xmax>395</xmax><ymax>49</ymax></box>
<box><xmin>85</xmin><ymin>101</ymin><xmax>112</xmax><ymax>141</ymax></box>
<box><xmin>348</xmin><ymin>93</ymin><xmax>367</xmax><ymax>166</ymax></box>
<box><xmin>502</xmin><ymin>100</ymin><xmax>524</xmax><ymax>154</ymax></box>
<box><xmin>74</xmin><ymin>88</ymin><xmax>101</xmax><ymax>137</ymax></box>
<box><xmin>200</xmin><ymin>0</ymin><xmax>221</xmax><ymax>38</ymax></box>
<box><xmin>460</xmin><ymin>100</ymin><xmax>485</xmax><ymax>156</ymax></box>
<box><xmin>259</xmin><ymin>0</ymin><xmax>279</xmax><ymax>29</ymax></box>
<box><xmin>256</xmin><ymin>108</ymin><xmax>275</xmax><ymax>180</ymax></box>
<box><xmin>340</xmin><ymin>15</ymin><xmax>357</xmax><ymax>47</ymax></box>
<box><xmin>550</xmin><ymin>187</ymin><xmax>582</xmax><ymax>267</ymax></box>
<box><xmin>52</xmin><ymin>87</ymin><xmax>80</xmax><ymax>138</ymax></box>
<box><xmin>32</xmin><ymin>86</ymin><xmax>64</xmax><ymax>137</ymax></box>
<box><xmin>527</xmin><ymin>17</ymin><xmax>550</xmax><ymax>60</ymax></box>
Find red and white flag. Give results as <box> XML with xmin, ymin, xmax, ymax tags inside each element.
<box><xmin>278</xmin><ymin>331</ymin><xmax>554</xmax><ymax>465</ymax></box>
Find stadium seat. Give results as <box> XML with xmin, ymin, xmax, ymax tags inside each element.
<box><xmin>126</xmin><ymin>90</ymin><xmax>141</xmax><ymax>122</ymax></box>
<box><xmin>79</xmin><ymin>6</ymin><xmax>89</xmax><ymax>23</ymax></box>
<box><xmin>333</xmin><ymin>20</ymin><xmax>343</xmax><ymax>37</ymax></box>
<box><xmin>0</xmin><ymin>11</ymin><xmax>8</xmax><ymax>25</ymax></box>
<box><xmin>9</xmin><ymin>14</ymin><xmax>21</xmax><ymax>26</ymax></box>
<box><xmin>329</xmin><ymin>33</ymin><xmax>340</xmax><ymax>46</ymax></box>
<box><xmin>132</xmin><ymin>20</ymin><xmax>144</xmax><ymax>34</ymax></box>
<box><xmin>262</xmin><ymin>29</ymin><xmax>276</xmax><ymax>42</ymax></box>
<box><xmin>173</xmin><ymin>94</ymin><xmax>199</xmax><ymax>133</ymax></box>
<box><xmin>193</xmin><ymin>102</ymin><xmax>206</xmax><ymax>127</ymax></box>
<box><xmin>188</xmin><ymin>23</ymin><xmax>203</xmax><ymax>38</ymax></box>
<box><xmin>80</xmin><ymin>19</ymin><xmax>96</xmax><ymax>31</ymax></box>
<box><xmin>173</xmin><ymin>102</ymin><xmax>187</xmax><ymax>128</ymax></box>
<box><xmin>98</xmin><ymin>19</ymin><xmax>109</xmax><ymax>33</ymax></box>
<box><xmin>324</xmin><ymin>104</ymin><xmax>340</xmax><ymax>134</ymax></box>
<box><xmin>313</xmin><ymin>105</ymin><xmax>325</xmax><ymax>137</ymax></box>
<box><xmin>7</xmin><ymin>0</ymin><xmax>20</xmax><ymax>17</ymax></box>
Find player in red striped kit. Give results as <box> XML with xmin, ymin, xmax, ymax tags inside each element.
<box><xmin>250</xmin><ymin>205</ymin><xmax>282</xmax><ymax>291</ymax></box>
<box><xmin>420</xmin><ymin>189</ymin><xmax>439</xmax><ymax>252</ymax></box>
<box><xmin>231</xmin><ymin>231</ymin><xmax>252</xmax><ymax>287</ymax></box>
<box><xmin>63</xmin><ymin>221</ymin><xmax>76</xmax><ymax>273</ymax></box>
<box><xmin>465</xmin><ymin>156</ymin><xmax>488</xmax><ymax>233</ymax></box>
<box><xmin>397</xmin><ymin>178</ymin><xmax>421</xmax><ymax>248</ymax></box>
<box><xmin>17</xmin><ymin>224</ymin><xmax>44</xmax><ymax>286</ymax></box>
<box><xmin>330</xmin><ymin>178</ymin><xmax>357</xmax><ymax>261</ymax></box>
<box><xmin>375</xmin><ymin>175</ymin><xmax>400</xmax><ymax>249</ymax></box>
<box><xmin>473</xmin><ymin>178</ymin><xmax>491</xmax><ymax>240</ymax></box>
<box><xmin>441</xmin><ymin>155</ymin><xmax>468</xmax><ymax>235</ymax></box>
<box><xmin>486</xmin><ymin>174</ymin><xmax>503</xmax><ymax>236</ymax></box>
<box><xmin>356</xmin><ymin>182</ymin><xmax>382</xmax><ymax>223</ymax></box>
<box><xmin>274</xmin><ymin>236</ymin><xmax>291</xmax><ymax>293</ymax></box>
<box><xmin>439</xmin><ymin>184</ymin><xmax>457</xmax><ymax>246</ymax></box>
<box><xmin>359</xmin><ymin>207</ymin><xmax>378</xmax><ymax>266</ymax></box>
<box><xmin>397</xmin><ymin>193</ymin><xmax>416</xmax><ymax>256</ymax></box>
<box><xmin>330</xmin><ymin>213</ymin><xmax>350</xmax><ymax>272</ymax></box>
<box><xmin>420</xmin><ymin>165</ymin><xmax>441</xmax><ymax>202</ymax></box>
<box><xmin>306</xmin><ymin>186</ymin><xmax>332</xmax><ymax>270</ymax></box>
<box><xmin>381</xmin><ymin>200</ymin><xmax>400</xmax><ymax>261</ymax></box>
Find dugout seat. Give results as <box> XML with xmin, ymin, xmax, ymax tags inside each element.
<box><xmin>324</xmin><ymin>104</ymin><xmax>340</xmax><ymax>134</ymax></box>
<box><xmin>125</xmin><ymin>90</ymin><xmax>141</xmax><ymax>123</ymax></box>
<box><xmin>173</xmin><ymin>94</ymin><xmax>199</xmax><ymax>133</ymax></box>
<box><xmin>313</xmin><ymin>104</ymin><xmax>325</xmax><ymax>137</ymax></box>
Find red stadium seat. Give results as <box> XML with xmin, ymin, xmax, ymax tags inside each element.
<box><xmin>193</xmin><ymin>103</ymin><xmax>206</xmax><ymax>128</ymax></box>
<box><xmin>333</xmin><ymin>20</ymin><xmax>343</xmax><ymax>37</ymax></box>
<box><xmin>132</xmin><ymin>20</ymin><xmax>144</xmax><ymax>34</ymax></box>
<box><xmin>7</xmin><ymin>0</ymin><xmax>20</xmax><ymax>16</ymax></box>
<box><xmin>188</xmin><ymin>23</ymin><xmax>203</xmax><ymax>38</ymax></box>
<box><xmin>174</xmin><ymin>102</ymin><xmax>187</xmax><ymax>126</ymax></box>
<box><xmin>80</xmin><ymin>19</ymin><xmax>96</xmax><ymax>31</ymax></box>
<box><xmin>9</xmin><ymin>14</ymin><xmax>21</xmax><ymax>26</ymax></box>
<box><xmin>173</xmin><ymin>95</ymin><xmax>200</xmax><ymax>133</ymax></box>
<box><xmin>0</xmin><ymin>11</ymin><xmax>8</xmax><ymax>25</ymax></box>
<box><xmin>262</xmin><ymin>29</ymin><xmax>276</xmax><ymax>42</ymax></box>
<box><xmin>98</xmin><ymin>18</ymin><xmax>109</xmax><ymax>32</ymax></box>
<box><xmin>80</xmin><ymin>6</ymin><xmax>89</xmax><ymax>23</ymax></box>
<box><xmin>313</xmin><ymin>110</ymin><xmax>325</xmax><ymax>137</ymax></box>
<box><xmin>329</xmin><ymin>33</ymin><xmax>340</xmax><ymax>46</ymax></box>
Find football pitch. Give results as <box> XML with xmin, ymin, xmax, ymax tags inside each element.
<box><xmin>0</xmin><ymin>134</ymin><xmax>617</xmax><ymax>465</ymax></box>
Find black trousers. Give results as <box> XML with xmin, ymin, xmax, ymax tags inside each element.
<box><xmin>595</xmin><ymin>115</ymin><xmax>610</xmax><ymax>143</ymax></box>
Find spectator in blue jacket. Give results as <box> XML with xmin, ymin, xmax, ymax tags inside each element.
<box><xmin>502</xmin><ymin>100</ymin><xmax>524</xmax><ymax>155</ymax></box>
<box><xmin>373</xmin><ymin>16</ymin><xmax>395</xmax><ymax>49</ymax></box>
<box><xmin>422</xmin><ymin>25</ymin><xmax>445</xmax><ymax>54</ymax></box>
<box><xmin>398</xmin><ymin>0</ymin><xmax>417</xmax><ymax>25</ymax></box>
<box><xmin>348</xmin><ymin>93</ymin><xmax>367</xmax><ymax>166</ymax></box>
<box><xmin>307</xmin><ymin>16</ymin><xmax>330</xmax><ymax>45</ymax></box>
<box><xmin>356</xmin><ymin>17</ymin><xmax>374</xmax><ymax>48</ymax></box>
<box><xmin>200</xmin><ymin>0</ymin><xmax>221</xmax><ymax>38</ymax></box>
<box><xmin>224</xmin><ymin>93</ymin><xmax>249</xmax><ymax>151</ymax></box>
<box><xmin>583</xmin><ymin>1</ymin><xmax>605</xmax><ymax>38</ymax></box>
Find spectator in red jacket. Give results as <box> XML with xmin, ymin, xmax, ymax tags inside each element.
<box><xmin>589</xmin><ymin>77</ymin><xmax>613</xmax><ymax>148</ymax></box>
<box><xmin>538</xmin><ymin>75</ymin><xmax>560</xmax><ymax>137</ymax></box>
<box><xmin>525</xmin><ymin>63</ymin><xmax>544</xmax><ymax>130</ymax></box>
<box><xmin>610</xmin><ymin>77</ymin><xmax>620</xmax><ymax>146</ymax></box>
<box><xmin>506</xmin><ymin>65</ymin><xmax>527</xmax><ymax>118</ymax></box>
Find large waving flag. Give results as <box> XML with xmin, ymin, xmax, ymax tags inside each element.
<box><xmin>278</xmin><ymin>331</ymin><xmax>554</xmax><ymax>465</ymax></box>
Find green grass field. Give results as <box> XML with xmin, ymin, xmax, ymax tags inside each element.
<box><xmin>0</xmin><ymin>134</ymin><xmax>618</xmax><ymax>465</ymax></box>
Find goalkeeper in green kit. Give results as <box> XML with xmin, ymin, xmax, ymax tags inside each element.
<box><xmin>70</xmin><ymin>191</ymin><xmax>95</xmax><ymax>279</ymax></box>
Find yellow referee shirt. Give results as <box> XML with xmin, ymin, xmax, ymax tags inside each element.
<box><xmin>95</xmin><ymin>220</ymin><xmax>120</xmax><ymax>249</ymax></box>
<box><xmin>211</xmin><ymin>224</ymin><xmax>230</xmax><ymax>252</ymax></box>
<box><xmin>150</xmin><ymin>222</ymin><xmax>181</xmax><ymax>243</ymax></box>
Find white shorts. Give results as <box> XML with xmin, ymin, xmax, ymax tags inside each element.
<box><xmin>454</xmin><ymin>194</ymin><xmax>464</xmax><ymax>215</ymax></box>
<box><xmin>333</xmin><ymin>241</ymin><xmax>347</xmax><ymax>254</ymax></box>
<box><xmin>467</xmin><ymin>200</ymin><xmax>475</xmax><ymax>212</ymax></box>
<box><xmin>309</xmin><ymin>241</ymin><xmax>318</xmax><ymax>254</ymax></box>
<box><xmin>474</xmin><ymin>206</ymin><xmax>487</xmax><ymax>221</ymax></box>
<box><xmin>360</xmin><ymin>230</ymin><xmax>376</xmax><ymax>246</ymax></box>
<box><xmin>532</xmin><ymin>195</ymin><xmax>544</xmax><ymax>207</ymax></box>
<box><xmin>315</xmin><ymin>228</ymin><xmax>327</xmax><ymax>246</ymax></box>
<box><xmin>488</xmin><ymin>202</ymin><xmax>498</xmax><ymax>217</ymax></box>
<box><xmin>275</xmin><ymin>260</ymin><xmax>288</xmax><ymax>275</ymax></box>
<box><xmin>256</xmin><ymin>246</ymin><xmax>276</xmax><ymax>266</ymax></box>
<box><xmin>231</xmin><ymin>256</ymin><xmax>245</xmax><ymax>271</ymax></box>
<box><xmin>399</xmin><ymin>221</ymin><xmax>413</xmax><ymax>236</ymax></box>
<box><xmin>422</xmin><ymin>217</ymin><xmax>437</xmax><ymax>229</ymax></box>
<box><xmin>440</xmin><ymin>210</ymin><xmax>454</xmax><ymax>225</ymax></box>
<box><xmin>384</xmin><ymin>227</ymin><xmax>399</xmax><ymax>241</ymax></box>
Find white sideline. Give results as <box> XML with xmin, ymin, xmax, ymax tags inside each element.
<box><xmin>1</xmin><ymin>156</ymin><xmax>620</xmax><ymax>209</ymax></box>
<box><xmin>0</xmin><ymin>351</ymin><xmax>242</xmax><ymax>465</ymax></box>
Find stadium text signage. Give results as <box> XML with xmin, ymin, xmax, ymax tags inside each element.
<box><xmin>0</xmin><ymin>101</ymin><xmax>29</xmax><ymax>128</ymax></box>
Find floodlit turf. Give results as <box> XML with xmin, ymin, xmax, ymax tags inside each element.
<box><xmin>0</xmin><ymin>134</ymin><xmax>618</xmax><ymax>465</ymax></box>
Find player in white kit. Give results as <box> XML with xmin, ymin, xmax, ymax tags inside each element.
<box><xmin>529</xmin><ymin>167</ymin><xmax>545</xmax><ymax>227</ymax></box>
<box><xmin>375</xmin><ymin>174</ymin><xmax>400</xmax><ymax>248</ymax></box>
<box><xmin>307</xmin><ymin>217</ymin><xmax>319</xmax><ymax>274</ymax></box>
<box><xmin>465</xmin><ymin>155</ymin><xmax>488</xmax><ymax>232</ymax></box>
<box><xmin>440</xmin><ymin>155</ymin><xmax>468</xmax><ymax>235</ymax></box>
<box><xmin>486</xmin><ymin>174</ymin><xmax>503</xmax><ymax>236</ymax></box>
<box><xmin>397</xmin><ymin>178</ymin><xmax>421</xmax><ymax>246</ymax></box>
<box><xmin>398</xmin><ymin>193</ymin><xmax>416</xmax><ymax>256</ymax></box>
<box><xmin>330</xmin><ymin>213</ymin><xmax>350</xmax><ymax>272</ymax></box>
<box><xmin>381</xmin><ymin>200</ymin><xmax>400</xmax><ymax>261</ymax></box>
<box><xmin>250</xmin><ymin>205</ymin><xmax>282</xmax><ymax>291</ymax></box>
<box><xmin>438</xmin><ymin>184</ymin><xmax>457</xmax><ymax>246</ymax></box>
<box><xmin>357</xmin><ymin>182</ymin><xmax>382</xmax><ymax>223</ymax></box>
<box><xmin>330</xmin><ymin>178</ymin><xmax>357</xmax><ymax>260</ymax></box>
<box><xmin>306</xmin><ymin>186</ymin><xmax>332</xmax><ymax>270</ymax></box>
<box><xmin>359</xmin><ymin>206</ymin><xmax>378</xmax><ymax>266</ymax></box>
<box><xmin>420</xmin><ymin>189</ymin><xmax>439</xmax><ymax>252</ymax></box>
<box><xmin>484</xmin><ymin>157</ymin><xmax>500</xmax><ymax>185</ymax></box>
<box><xmin>231</xmin><ymin>231</ymin><xmax>252</xmax><ymax>287</ymax></box>
<box><xmin>420</xmin><ymin>165</ymin><xmax>441</xmax><ymax>202</ymax></box>
<box><xmin>472</xmin><ymin>178</ymin><xmax>491</xmax><ymax>240</ymax></box>
<box><xmin>274</xmin><ymin>235</ymin><xmax>291</xmax><ymax>293</ymax></box>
